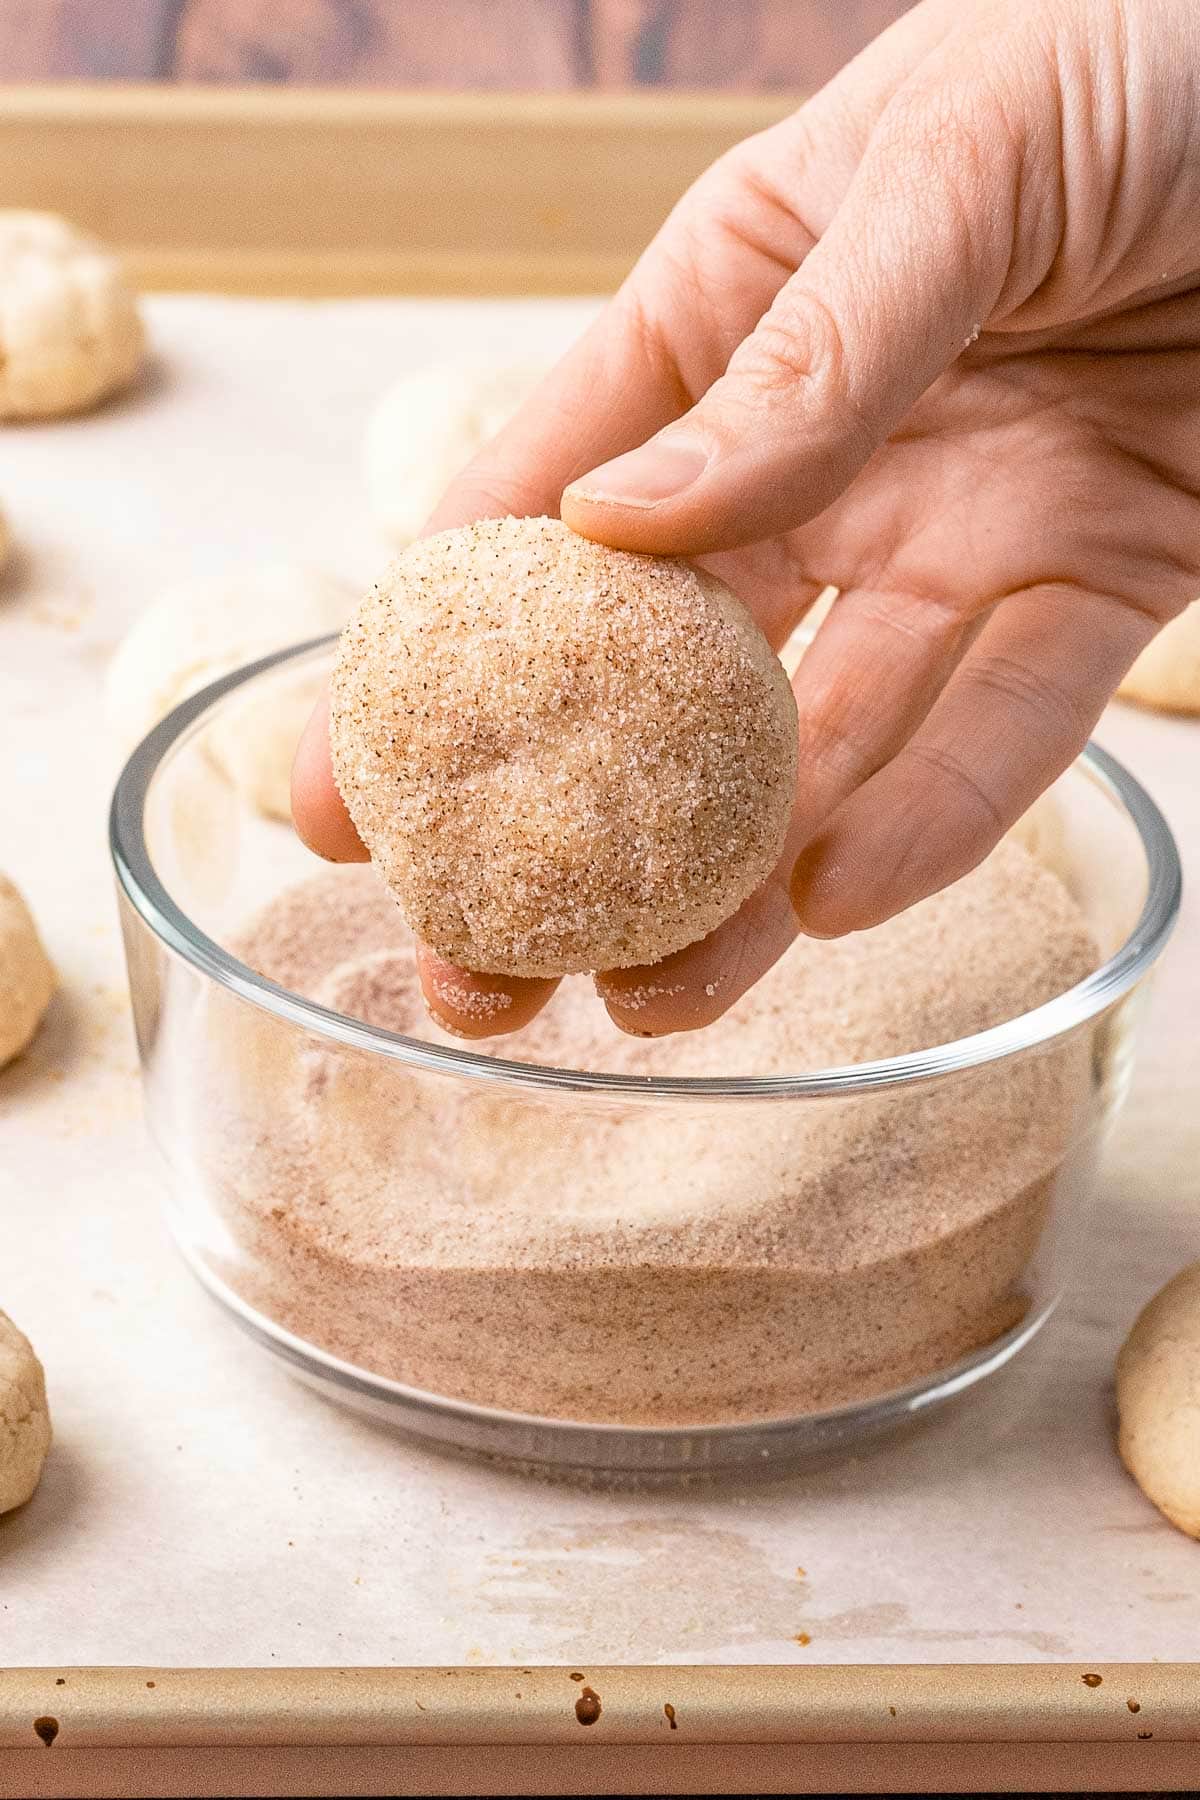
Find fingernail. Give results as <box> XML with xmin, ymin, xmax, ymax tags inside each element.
<box><xmin>789</xmin><ymin>843</ymin><xmax>836</xmax><ymax>937</ymax></box>
<box><xmin>566</xmin><ymin>434</ymin><xmax>709</xmax><ymax>508</ymax></box>
<box><xmin>421</xmin><ymin>997</ymin><xmax>477</xmax><ymax>1041</ymax></box>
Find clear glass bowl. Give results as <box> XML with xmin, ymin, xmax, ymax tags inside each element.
<box><xmin>111</xmin><ymin>640</ymin><xmax>1181</xmax><ymax>1482</ymax></box>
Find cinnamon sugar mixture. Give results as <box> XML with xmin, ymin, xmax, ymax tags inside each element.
<box><xmin>197</xmin><ymin>841</ymin><xmax>1099</xmax><ymax>1425</ymax></box>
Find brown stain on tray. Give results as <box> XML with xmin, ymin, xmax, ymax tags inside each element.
<box><xmin>574</xmin><ymin>1685</ymin><xmax>602</xmax><ymax>1726</ymax></box>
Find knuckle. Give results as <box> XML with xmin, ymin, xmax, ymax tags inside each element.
<box><xmin>660</xmin><ymin>149</ymin><xmax>750</xmax><ymax>264</ymax></box>
<box><xmin>796</xmin><ymin>710</ymin><xmax>865</xmax><ymax>789</ymax></box>
<box><xmin>869</xmin><ymin>70</ymin><xmax>1020</xmax><ymax>279</ymax></box>
<box><xmin>856</xmin><ymin>589</ymin><xmax>968</xmax><ymax>651</ymax></box>
<box><xmin>689</xmin><ymin>138</ymin><xmax>774</xmax><ymax>219</ymax></box>
<box><xmin>721</xmin><ymin>286</ymin><xmax>861</xmax><ymax>440</ymax></box>
<box><xmin>964</xmin><ymin>652</ymin><xmax>1090</xmax><ymax>741</ymax></box>
<box><xmin>900</xmin><ymin>741</ymin><xmax>1007</xmax><ymax>837</ymax></box>
<box><xmin>740</xmin><ymin>286</ymin><xmax>845</xmax><ymax>392</ymax></box>
<box><xmin>880</xmin><ymin>59</ymin><xmax>1013</xmax><ymax>175</ymax></box>
<box><xmin>610</xmin><ymin>284</ymin><xmax>674</xmax><ymax>381</ymax></box>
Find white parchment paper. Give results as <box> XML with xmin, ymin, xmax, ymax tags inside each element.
<box><xmin>0</xmin><ymin>297</ymin><xmax>1196</xmax><ymax>1668</ymax></box>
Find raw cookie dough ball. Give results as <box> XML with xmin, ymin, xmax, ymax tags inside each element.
<box><xmin>0</xmin><ymin>875</ymin><xmax>55</xmax><ymax>1068</ymax></box>
<box><xmin>1117</xmin><ymin>1260</ymin><xmax>1200</xmax><ymax>1539</ymax></box>
<box><xmin>0</xmin><ymin>211</ymin><xmax>144</xmax><ymax>421</ymax></box>
<box><xmin>1118</xmin><ymin>603</ymin><xmax>1200</xmax><ymax>716</ymax></box>
<box><xmin>330</xmin><ymin>515</ymin><xmax>798</xmax><ymax>977</ymax></box>
<box><xmin>106</xmin><ymin>564</ymin><xmax>355</xmax><ymax>819</ymax></box>
<box><xmin>0</xmin><ymin>1311</ymin><xmax>51</xmax><ymax>1513</ymax></box>
<box><xmin>209</xmin><ymin>682</ymin><xmax>326</xmax><ymax>823</ymax></box>
<box><xmin>364</xmin><ymin>360</ymin><xmax>546</xmax><ymax>543</ymax></box>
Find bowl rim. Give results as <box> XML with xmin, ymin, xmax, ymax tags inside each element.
<box><xmin>110</xmin><ymin>636</ymin><xmax>1183</xmax><ymax>1102</ymax></box>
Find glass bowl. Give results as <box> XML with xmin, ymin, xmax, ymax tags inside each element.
<box><xmin>110</xmin><ymin>639</ymin><xmax>1181</xmax><ymax>1482</ymax></box>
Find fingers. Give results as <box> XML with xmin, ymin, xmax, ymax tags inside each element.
<box><xmin>597</xmin><ymin>581</ymin><xmax>972</xmax><ymax>1035</ymax></box>
<box><xmin>417</xmin><ymin>946</ymin><xmax>560</xmax><ymax>1041</ymax></box>
<box><xmin>791</xmin><ymin>585</ymin><xmax>1160</xmax><ymax>937</ymax></box>
<box><xmin>597</xmin><ymin>869</ymin><xmax>799</xmax><ymax>1037</ymax></box>
<box><xmin>291</xmin><ymin>692</ymin><xmax>368</xmax><ymax>863</ymax></box>
<box><xmin>598</xmin><ymin>583</ymin><xmax>1161</xmax><ymax>1036</ymax></box>
<box><xmin>562</xmin><ymin>41</ymin><xmax>1035</xmax><ymax>556</ymax></box>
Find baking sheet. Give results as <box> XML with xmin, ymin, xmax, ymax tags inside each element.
<box><xmin>0</xmin><ymin>295</ymin><xmax>1197</xmax><ymax>1669</ymax></box>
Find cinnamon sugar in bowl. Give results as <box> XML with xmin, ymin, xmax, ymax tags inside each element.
<box><xmin>111</xmin><ymin>639</ymin><xmax>1179</xmax><ymax>1481</ymax></box>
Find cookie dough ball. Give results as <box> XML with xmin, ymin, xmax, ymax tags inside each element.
<box><xmin>1118</xmin><ymin>603</ymin><xmax>1200</xmax><ymax>716</ymax></box>
<box><xmin>1117</xmin><ymin>1260</ymin><xmax>1200</xmax><ymax>1539</ymax></box>
<box><xmin>364</xmin><ymin>360</ymin><xmax>546</xmax><ymax>543</ymax></box>
<box><xmin>0</xmin><ymin>876</ymin><xmax>55</xmax><ymax>1068</ymax></box>
<box><xmin>330</xmin><ymin>516</ymin><xmax>798</xmax><ymax>977</ymax></box>
<box><xmin>0</xmin><ymin>211</ymin><xmax>144</xmax><ymax>421</ymax></box>
<box><xmin>0</xmin><ymin>501</ymin><xmax>11</xmax><ymax>573</ymax></box>
<box><xmin>106</xmin><ymin>564</ymin><xmax>354</xmax><ymax>818</ymax></box>
<box><xmin>209</xmin><ymin>680</ymin><xmax>327</xmax><ymax>823</ymax></box>
<box><xmin>0</xmin><ymin>1311</ymin><xmax>51</xmax><ymax>1513</ymax></box>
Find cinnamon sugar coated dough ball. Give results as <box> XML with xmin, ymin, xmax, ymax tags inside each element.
<box><xmin>0</xmin><ymin>1312</ymin><xmax>51</xmax><ymax>1513</ymax></box>
<box><xmin>364</xmin><ymin>360</ymin><xmax>547</xmax><ymax>543</ymax></box>
<box><xmin>0</xmin><ymin>875</ymin><xmax>55</xmax><ymax>1068</ymax></box>
<box><xmin>1118</xmin><ymin>602</ymin><xmax>1200</xmax><ymax>715</ymax></box>
<box><xmin>0</xmin><ymin>211</ymin><xmax>144</xmax><ymax>420</ymax></box>
<box><xmin>330</xmin><ymin>516</ymin><xmax>798</xmax><ymax>977</ymax></box>
<box><xmin>1117</xmin><ymin>1260</ymin><xmax>1200</xmax><ymax>1539</ymax></box>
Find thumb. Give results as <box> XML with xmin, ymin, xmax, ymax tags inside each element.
<box><xmin>562</xmin><ymin>69</ymin><xmax>1027</xmax><ymax>555</ymax></box>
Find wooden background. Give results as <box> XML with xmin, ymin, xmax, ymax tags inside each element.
<box><xmin>0</xmin><ymin>2</ymin><xmax>912</xmax><ymax>90</ymax></box>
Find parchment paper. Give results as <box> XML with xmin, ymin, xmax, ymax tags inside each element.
<box><xmin>0</xmin><ymin>297</ymin><xmax>1196</xmax><ymax>1667</ymax></box>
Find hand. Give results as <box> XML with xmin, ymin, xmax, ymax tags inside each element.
<box><xmin>295</xmin><ymin>0</ymin><xmax>1200</xmax><ymax>1038</ymax></box>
